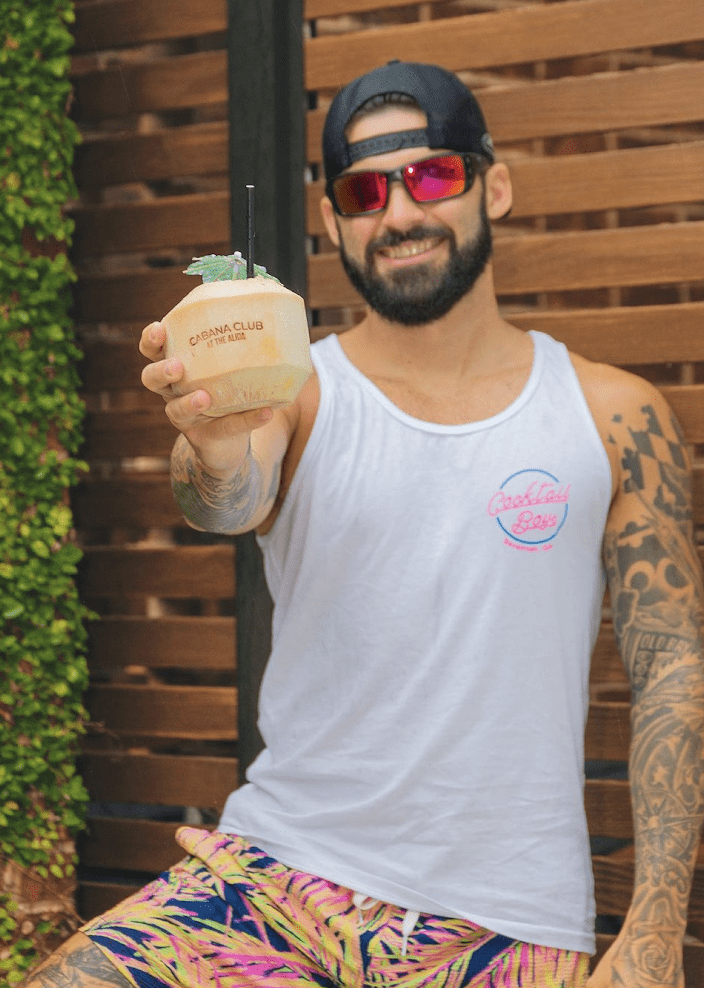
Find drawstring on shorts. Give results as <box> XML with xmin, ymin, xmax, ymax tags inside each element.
<box><xmin>352</xmin><ymin>892</ymin><xmax>420</xmax><ymax>957</ymax></box>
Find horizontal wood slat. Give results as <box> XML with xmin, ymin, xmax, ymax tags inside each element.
<box><xmin>73</xmin><ymin>475</ymin><xmax>184</xmax><ymax>529</ymax></box>
<box><xmin>74</xmin><ymin>122</ymin><xmax>229</xmax><ymax>189</ymax></box>
<box><xmin>78</xmin><ymin>545</ymin><xmax>235</xmax><ymax>598</ymax></box>
<box><xmin>79</xmin><ymin>818</ymin><xmax>206</xmax><ymax>873</ymax></box>
<box><xmin>72</xmin><ymin>0</ymin><xmax>227</xmax><ymax>52</ymax></box>
<box><xmin>509</xmin><ymin>302</ymin><xmax>704</xmax><ymax>367</ymax></box>
<box><xmin>79</xmin><ymin>339</ymin><xmax>149</xmax><ymax>391</ymax></box>
<box><xmin>663</xmin><ymin>387</ymin><xmax>704</xmax><ymax>445</ymax></box>
<box><xmin>88</xmin><ymin>616</ymin><xmax>236</xmax><ymax>669</ymax></box>
<box><xmin>79</xmin><ymin>751</ymin><xmax>237</xmax><ymax>806</ymax></box>
<box><xmin>307</xmin><ymin>142</ymin><xmax>704</xmax><ymax>234</ymax></box>
<box><xmin>86</xmin><ymin>683</ymin><xmax>237</xmax><ymax>739</ymax></box>
<box><xmin>585</xmin><ymin>778</ymin><xmax>631</xmax><ymax>839</ymax></box>
<box><xmin>590</xmin><ymin>626</ymin><xmax>626</xmax><ymax>685</ymax></box>
<box><xmin>82</xmin><ymin>408</ymin><xmax>179</xmax><ymax>458</ymax></box>
<box><xmin>305</xmin><ymin>0</ymin><xmax>451</xmax><ymax>16</ymax></box>
<box><xmin>304</xmin><ymin>0</ymin><xmax>704</xmax><ymax>90</ymax></box>
<box><xmin>309</xmin><ymin>221</ymin><xmax>704</xmax><ymax>308</ymax></box>
<box><xmin>74</xmin><ymin>267</ymin><xmax>195</xmax><ymax>324</ymax></box>
<box><xmin>585</xmin><ymin>700</ymin><xmax>630</xmax><ymax>761</ymax></box>
<box><xmin>72</xmin><ymin>50</ymin><xmax>227</xmax><ymax>121</ymax></box>
<box><xmin>72</xmin><ymin>191</ymin><xmax>230</xmax><ymax>256</ymax></box>
<box><xmin>306</xmin><ymin>61</ymin><xmax>704</xmax><ymax>161</ymax></box>
<box><xmin>79</xmin><ymin>881</ymin><xmax>140</xmax><ymax>919</ymax></box>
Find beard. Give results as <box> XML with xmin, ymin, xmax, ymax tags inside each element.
<box><xmin>338</xmin><ymin>196</ymin><xmax>493</xmax><ymax>326</ymax></box>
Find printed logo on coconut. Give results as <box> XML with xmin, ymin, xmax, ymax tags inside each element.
<box><xmin>487</xmin><ymin>468</ymin><xmax>570</xmax><ymax>552</ymax></box>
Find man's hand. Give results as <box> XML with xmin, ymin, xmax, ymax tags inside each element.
<box><xmin>139</xmin><ymin>320</ymin><xmax>292</xmax><ymax>534</ymax></box>
<box><xmin>139</xmin><ymin>320</ymin><xmax>274</xmax><ymax>477</ymax></box>
<box><xmin>587</xmin><ymin>925</ymin><xmax>684</xmax><ymax>987</ymax></box>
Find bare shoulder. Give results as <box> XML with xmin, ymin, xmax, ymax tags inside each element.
<box><xmin>569</xmin><ymin>351</ymin><xmax>688</xmax><ymax>494</ymax></box>
<box><xmin>569</xmin><ymin>350</ymin><xmax>673</xmax><ymax>438</ymax></box>
<box><xmin>26</xmin><ymin>931</ymin><xmax>132</xmax><ymax>987</ymax></box>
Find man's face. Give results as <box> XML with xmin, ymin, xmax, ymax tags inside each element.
<box><xmin>324</xmin><ymin>106</ymin><xmax>494</xmax><ymax>326</ymax></box>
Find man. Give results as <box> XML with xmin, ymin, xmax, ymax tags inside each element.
<box><xmin>30</xmin><ymin>61</ymin><xmax>704</xmax><ymax>988</ymax></box>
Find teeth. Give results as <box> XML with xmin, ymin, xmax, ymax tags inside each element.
<box><xmin>380</xmin><ymin>237</ymin><xmax>440</xmax><ymax>259</ymax></box>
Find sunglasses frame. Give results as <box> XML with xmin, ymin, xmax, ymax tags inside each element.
<box><xmin>327</xmin><ymin>152</ymin><xmax>490</xmax><ymax>216</ymax></box>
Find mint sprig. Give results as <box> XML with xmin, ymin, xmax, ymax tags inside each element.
<box><xmin>185</xmin><ymin>252</ymin><xmax>281</xmax><ymax>284</ymax></box>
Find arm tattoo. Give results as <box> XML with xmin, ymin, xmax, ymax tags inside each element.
<box><xmin>29</xmin><ymin>939</ymin><xmax>133</xmax><ymax>987</ymax></box>
<box><xmin>603</xmin><ymin>403</ymin><xmax>704</xmax><ymax>982</ymax></box>
<box><xmin>171</xmin><ymin>436</ymin><xmax>282</xmax><ymax>534</ymax></box>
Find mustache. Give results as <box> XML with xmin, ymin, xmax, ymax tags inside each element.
<box><xmin>366</xmin><ymin>226</ymin><xmax>452</xmax><ymax>257</ymax></box>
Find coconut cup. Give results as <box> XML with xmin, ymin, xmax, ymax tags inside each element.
<box><xmin>162</xmin><ymin>275</ymin><xmax>313</xmax><ymax>417</ymax></box>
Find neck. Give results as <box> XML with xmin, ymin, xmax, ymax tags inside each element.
<box><xmin>348</xmin><ymin>265</ymin><xmax>523</xmax><ymax>383</ymax></box>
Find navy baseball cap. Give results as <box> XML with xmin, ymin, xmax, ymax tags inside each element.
<box><xmin>322</xmin><ymin>60</ymin><xmax>495</xmax><ymax>180</ymax></box>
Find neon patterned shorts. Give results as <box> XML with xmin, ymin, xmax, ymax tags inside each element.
<box><xmin>81</xmin><ymin>827</ymin><xmax>589</xmax><ymax>988</ymax></box>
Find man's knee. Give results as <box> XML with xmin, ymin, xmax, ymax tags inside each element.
<box><xmin>25</xmin><ymin>930</ymin><xmax>133</xmax><ymax>987</ymax></box>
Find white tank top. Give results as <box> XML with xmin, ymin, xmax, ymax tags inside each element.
<box><xmin>219</xmin><ymin>330</ymin><xmax>612</xmax><ymax>953</ymax></box>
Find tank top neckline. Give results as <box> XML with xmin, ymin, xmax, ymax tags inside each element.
<box><xmin>326</xmin><ymin>329</ymin><xmax>544</xmax><ymax>435</ymax></box>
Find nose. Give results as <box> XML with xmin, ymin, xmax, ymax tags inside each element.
<box><xmin>382</xmin><ymin>177</ymin><xmax>427</xmax><ymax>228</ymax></box>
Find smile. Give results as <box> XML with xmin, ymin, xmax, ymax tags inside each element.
<box><xmin>377</xmin><ymin>236</ymin><xmax>444</xmax><ymax>260</ymax></box>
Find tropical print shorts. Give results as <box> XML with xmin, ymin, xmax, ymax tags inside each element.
<box><xmin>81</xmin><ymin>827</ymin><xmax>589</xmax><ymax>988</ymax></box>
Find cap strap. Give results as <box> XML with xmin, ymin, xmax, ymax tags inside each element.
<box><xmin>347</xmin><ymin>128</ymin><xmax>429</xmax><ymax>164</ymax></box>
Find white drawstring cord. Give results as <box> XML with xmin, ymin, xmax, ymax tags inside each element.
<box><xmin>400</xmin><ymin>908</ymin><xmax>420</xmax><ymax>956</ymax></box>
<box><xmin>352</xmin><ymin>892</ymin><xmax>420</xmax><ymax>957</ymax></box>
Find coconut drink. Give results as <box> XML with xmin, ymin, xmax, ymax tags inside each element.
<box><xmin>163</xmin><ymin>251</ymin><xmax>312</xmax><ymax>418</ymax></box>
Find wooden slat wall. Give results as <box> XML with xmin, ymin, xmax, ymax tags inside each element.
<box><xmin>70</xmin><ymin>0</ymin><xmax>704</xmax><ymax>973</ymax></box>
<box><xmin>70</xmin><ymin>0</ymin><xmax>237</xmax><ymax>919</ymax></box>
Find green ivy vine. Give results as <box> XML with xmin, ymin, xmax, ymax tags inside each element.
<box><xmin>0</xmin><ymin>0</ymin><xmax>91</xmax><ymax>981</ymax></box>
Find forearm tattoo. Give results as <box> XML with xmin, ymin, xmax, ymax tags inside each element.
<box><xmin>171</xmin><ymin>435</ymin><xmax>281</xmax><ymax>534</ymax></box>
<box><xmin>603</xmin><ymin>403</ymin><xmax>704</xmax><ymax>981</ymax></box>
<box><xmin>28</xmin><ymin>938</ymin><xmax>132</xmax><ymax>986</ymax></box>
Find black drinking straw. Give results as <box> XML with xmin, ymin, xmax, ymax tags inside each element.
<box><xmin>246</xmin><ymin>184</ymin><xmax>255</xmax><ymax>278</ymax></box>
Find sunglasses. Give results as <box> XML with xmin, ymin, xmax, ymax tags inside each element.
<box><xmin>327</xmin><ymin>153</ymin><xmax>489</xmax><ymax>216</ymax></box>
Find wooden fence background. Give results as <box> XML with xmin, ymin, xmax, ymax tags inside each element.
<box><xmin>69</xmin><ymin>0</ymin><xmax>704</xmax><ymax>975</ymax></box>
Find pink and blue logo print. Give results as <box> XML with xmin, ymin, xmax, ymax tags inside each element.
<box><xmin>488</xmin><ymin>468</ymin><xmax>570</xmax><ymax>548</ymax></box>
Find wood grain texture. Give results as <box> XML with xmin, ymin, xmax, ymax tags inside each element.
<box><xmin>305</xmin><ymin>0</ymin><xmax>704</xmax><ymax>89</ymax></box>
<box><xmin>79</xmin><ymin>750</ymin><xmax>237</xmax><ymax>806</ymax></box>
<box><xmin>72</xmin><ymin>191</ymin><xmax>231</xmax><ymax>257</ymax></box>
<box><xmin>73</xmin><ymin>0</ymin><xmax>227</xmax><ymax>52</ymax></box>
<box><xmin>86</xmin><ymin>683</ymin><xmax>238</xmax><ymax>739</ymax></box>
<box><xmin>74</xmin><ymin>122</ymin><xmax>229</xmax><ymax>189</ymax></box>
<box><xmin>78</xmin><ymin>545</ymin><xmax>236</xmax><ymax>598</ymax></box>
<box><xmin>72</xmin><ymin>50</ymin><xmax>228</xmax><ymax>121</ymax></box>
<box><xmin>87</xmin><ymin>615</ymin><xmax>236</xmax><ymax>669</ymax></box>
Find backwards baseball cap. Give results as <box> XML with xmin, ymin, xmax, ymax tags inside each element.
<box><xmin>322</xmin><ymin>60</ymin><xmax>495</xmax><ymax>180</ymax></box>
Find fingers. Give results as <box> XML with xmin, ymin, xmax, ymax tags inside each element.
<box><xmin>141</xmin><ymin>354</ymin><xmax>184</xmax><ymax>398</ymax></box>
<box><xmin>139</xmin><ymin>321</ymin><xmax>166</xmax><ymax>360</ymax></box>
<box><xmin>169</xmin><ymin>398</ymin><xmax>273</xmax><ymax>439</ymax></box>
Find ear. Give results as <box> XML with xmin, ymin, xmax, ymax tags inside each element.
<box><xmin>320</xmin><ymin>195</ymin><xmax>341</xmax><ymax>247</ymax></box>
<box><xmin>484</xmin><ymin>162</ymin><xmax>512</xmax><ymax>221</ymax></box>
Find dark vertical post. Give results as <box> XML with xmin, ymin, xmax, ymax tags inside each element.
<box><xmin>227</xmin><ymin>0</ymin><xmax>306</xmax><ymax>781</ymax></box>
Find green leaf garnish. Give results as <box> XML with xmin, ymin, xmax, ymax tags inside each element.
<box><xmin>185</xmin><ymin>253</ymin><xmax>281</xmax><ymax>284</ymax></box>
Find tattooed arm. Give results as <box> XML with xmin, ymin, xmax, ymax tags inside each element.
<box><xmin>170</xmin><ymin>424</ymin><xmax>289</xmax><ymax>535</ymax></box>
<box><xmin>138</xmin><ymin>320</ymin><xmax>310</xmax><ymax>535</ymax></box>
<box><xmin>587</xmin><ymin>378</ymin><xmax>704</xmax><ymax>988</ymax></box>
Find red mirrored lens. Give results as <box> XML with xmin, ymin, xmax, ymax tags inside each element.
<box><xmin>333</xmin><ymin>171</ymin><xmax>387</xmax><ymax>214</ymax></box>
<box><xmin>405</xmin><ymin>155</ymin><xmax>467</xmax><ymax>202</ymax></box>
